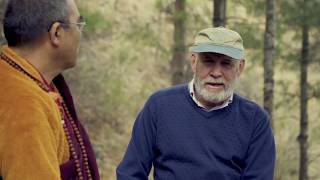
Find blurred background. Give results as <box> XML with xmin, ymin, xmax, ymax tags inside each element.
<box><xmin>1</xmin><ymin>0</ymin><xmax>320</xmax><ymax>179</ymax></box>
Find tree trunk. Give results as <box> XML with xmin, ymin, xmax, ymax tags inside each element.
<box><xmin>213</xmin><ymin>0</ymin><xmax>226</xmax><ymax>27</ymax></box>
<box><xmin>263</xmin><ymin>0</ymin><xmax>275</xmax><ymax>129</ymax></box>
<box><xmin>170</xmin><ymin>0</ymin><xmax>186</xmax><ymax>85</ymax></box>
<box><xmin>298</xmin><ymin>19</ymin><xmax>309</xmax><ymax>180</ymax></box>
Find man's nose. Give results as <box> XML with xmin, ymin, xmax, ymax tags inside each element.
<box><xmin>209</xmin><ymin>65</ymin><xmax>223</xmax><ymax>78</ymax></box>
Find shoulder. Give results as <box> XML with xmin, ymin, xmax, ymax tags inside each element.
<box><xmin>234</xmin><ymin>94</ymin><xmax>269</xmax><ymax>117</ymax></box>
<box><xmin>148</xmin><ymin>84</ymin><xmax>188</xmax><ymax>103</ymax></box>
<box><xmin>0</xmin><ymin>68</ymin><xmax>60</xmax><ymax>130</ymax></box>
<box><xmin>233</xmin><ymin>94</ymin><xmax>270</xmax><ymax>130</ymax></box>
<box><xmin>1</xmin><ymin>64</ymin><xmax>41</xmax><ymax>94</ymax></box>
<box><xmin>0</xmin><ymin>62</ymin><xmax>50</xmax><ymax>106</ymax></box>
<box><xmin>138</xmin><ymin>84</ymin><xmax>188</xmax><ymax>114</ymax></box>
<box><xmin>233</xmin><ymin>95</ymin><xmax>274</xmax><ymax>145</ymax></box>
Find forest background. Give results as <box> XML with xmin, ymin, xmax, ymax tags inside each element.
<box><xmin>1</xmin><ymin>0</ymin><xmax>320</xmax><ymax>180</ymax></box>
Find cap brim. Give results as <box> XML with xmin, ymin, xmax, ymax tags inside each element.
<box><xmin>191</xmin><ymin>44</ymin><xmax>244</xmax><ymax>60</ymax></box>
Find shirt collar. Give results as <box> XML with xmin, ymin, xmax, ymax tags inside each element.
<box><xmin>188</xmin><ymin>79</ymin><xmax>233</xmax><ymax>111</ymax></box>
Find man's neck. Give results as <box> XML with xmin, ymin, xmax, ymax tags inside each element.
<box><xmin>10</xmin><ymin>46</ymin><xmax>60</xmax><ymax>83</ymax></box>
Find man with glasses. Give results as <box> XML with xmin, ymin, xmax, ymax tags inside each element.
<box><xmin>60</xmin><ymin>17</ymin><xmax>87</xmax><ymax>31</ymax></box>
<box><xmin>0</xmin><ymin>0</ymin><xmax>99</xmax><ymax>179</ymax></box>
<box><xmin>117</xmin><ymin>27</ymin><xmax>276</xmax><ymax>180</ymax></box>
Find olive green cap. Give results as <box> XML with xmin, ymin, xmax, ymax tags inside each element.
<box><xmin>191</xmin><ymin>27</ymin><xmax>245</xmax><ymax>60</ymax></box>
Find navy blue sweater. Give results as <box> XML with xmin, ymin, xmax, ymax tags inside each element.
<box><xmin>117</xmin><ymin>84</ymin><xmax>275</xmax><ymax>180</ymax></box>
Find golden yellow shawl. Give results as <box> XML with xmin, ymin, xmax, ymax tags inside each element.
<box><xmin>0</xmin><ymin>46</ymin><xmax>69</xmax><ymax>180</ymax></box>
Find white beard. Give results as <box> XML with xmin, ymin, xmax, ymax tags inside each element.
<box><xmin>194</xmin><ymin>75</ymin><xmax>238</xmax><ymax>104</ymax></box>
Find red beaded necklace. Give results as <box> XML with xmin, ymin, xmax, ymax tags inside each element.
<box><xmin>0</xmin><ymin>53</ymin><xmax>92</xmax><ymax>180</ymax></box>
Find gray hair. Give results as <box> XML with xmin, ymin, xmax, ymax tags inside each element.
<box><xmin>3</xmin><ymin>0</ymin><xmax>71</xmax><ymax>46</ymax></box>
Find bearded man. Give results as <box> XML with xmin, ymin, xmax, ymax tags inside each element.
<box><xmin>116</xmin><ymin>27</ymin><xmax>276</xmax><ymax>180</ymax></box>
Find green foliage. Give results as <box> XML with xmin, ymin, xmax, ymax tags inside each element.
<box><xmin>186</xmin><ymin>0</ymin><xmax>211</xmax><ymax>34</ymax></box>
<box><xmin>279</xmin><ymin>1</ymin><xmax>303</xmax><ymax>27</ymax></box>
<box><xmin>233</xmin><ymin>0</ymin><xmax>265</xmax><ymax>16</ymax></box>
<box><xmin>155</xmin><ymin>0</ymin><xmax>174</xmax><ymax>11</ymax></box>
<box><xmin>232</xmin><ymin>23</ymin><xmax>263</xmax><ymax>49</ymax></box>
<box><xmin>275</xmin><ymin>0</ymin><xmax>320</xmax><ymax>79</ymax></box>
<box><xmin>79</xmin><ymin>8</ymin><xmax>113</xmax><ymax>35</ymax></box>
<box><xmin>125</xmin><ymin>23</ymin><xmax>160</xmax><ymax>49</ymax></box>
<box><xmin>306</xmin><ymin>0</ymin><xmax>320</xmax><ymax>27</ymax></box>
<box><xmin>279</xmin><ymin>0</ymin><xmax>320</xmax><ymax>27</ymax></box>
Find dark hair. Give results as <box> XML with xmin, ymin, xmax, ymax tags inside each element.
<box><xmin>3</xmin><ymin>0</ymin><xmax>70</xmax><ymax>46</ymax></box>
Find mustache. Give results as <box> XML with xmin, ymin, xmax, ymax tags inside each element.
<box><xmin>201</xmin><ymin>78</ymin><xmax>225</xmax><ymax>84</ymax></box>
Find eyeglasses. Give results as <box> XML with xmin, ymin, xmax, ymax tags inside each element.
<box><xmin>61</xmin><ymin>21</ymin><xmax>86</xmax><ymax>31</ymax></box>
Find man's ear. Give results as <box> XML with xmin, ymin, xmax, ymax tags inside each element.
<box><xmin>48</xmin><ymin>22</ymin><xmax>63</xmax><ymax>47</ymax></box>
<box><xmin>238</xmin><ymin>59</ymin><xmax>245</xmax><ymax>75</ymax></box>
<box><xmin>191</xmin><ymin>53</ymin><xmax>197</xmax><ymax>73</ymax></box>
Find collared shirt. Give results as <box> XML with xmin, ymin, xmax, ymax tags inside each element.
<box><xmin>188</xmin><ymin>79</ymin><xmax>233</xmax><ymax>111</ymax></box>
